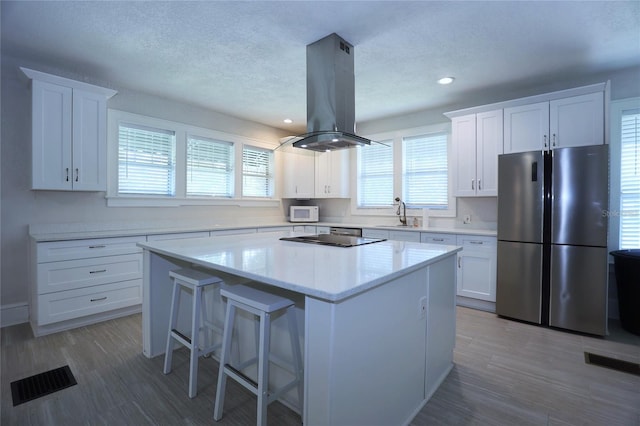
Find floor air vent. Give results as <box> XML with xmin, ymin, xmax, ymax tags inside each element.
<box><xmin>10</xmin><ymin>365</ymin><xmax>77</xmax><ymax>406</ymax></box>
<box><xmin>584</xmin><ymin>352</ymin><xmax>640</xmax><ymax>376</ymax></box>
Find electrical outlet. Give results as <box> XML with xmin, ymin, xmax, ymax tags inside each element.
<box><xmin>418</xmin><ymin>296</ymin><xmax>427</xmax><ymax>319</ymax></box>
<box><xmin>463</xmin><ymin>214</ymin><xmax>472</xmax><ymax>224</ymax></box>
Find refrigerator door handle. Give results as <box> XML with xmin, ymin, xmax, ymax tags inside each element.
<box><xmin>531</xmin><ymin>161</ymin><xmax>538</xmax><ymax>182</ymax></box>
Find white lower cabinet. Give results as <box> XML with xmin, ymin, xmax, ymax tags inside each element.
<box><xmin>31</xmin><ymin>235</ymin><xmax>144</xmax><ymax>336</ymax></box>
<box><xmin>455</xmin><ymin>235</ymin><xmax>497</xmax><ymax>302</ymax></box>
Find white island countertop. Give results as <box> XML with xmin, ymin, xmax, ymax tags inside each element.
<box><xmin>138</xmin><ymin>230</ymin><xmax>461</xmax><ymax>302</ymax></box>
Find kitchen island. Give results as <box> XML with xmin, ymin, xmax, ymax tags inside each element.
<box><xmin>138</xmin><ymin>231</ymin><xmax>460</xmax><ymax>426</ymax></box>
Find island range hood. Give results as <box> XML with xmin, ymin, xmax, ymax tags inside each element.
<box><xmin>291</xmin><ymin>33</ymin><xmax>372</xmax><ymax>152</ymax></box>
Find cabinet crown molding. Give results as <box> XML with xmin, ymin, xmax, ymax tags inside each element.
<box><xmin>20</xmin><ymin>67</ymin><xmax>117</xmax><ymax>98</ymax></box>
<box><xmin>444</xmin><ymin>82</ymin><xmax>607</xmax><ymax>119</ymax></box>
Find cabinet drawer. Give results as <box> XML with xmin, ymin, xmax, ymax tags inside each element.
<box><xmin>147</xmin><ymin>231</ymin><xmax>210</xmax><ymax>241</ymax></box>
<box><xmin>257</xmin><ymin>226</ymin><xmax>293</xmax><ymax>233</ymax></box>
<box><xmin>37</xmin><ymin>236</ymin><xmax>143</xmax><ymax>263</ymax></box>
<box><xmin>362</xmin><ymin>229</ymin><xmax>389</xmax><ymax>239</ymax></box>
<box><xmin>38</xmin><ymin>279</ymin><xmax>141</xmax><ymax>325</ymax></box>
<box><xmin>456</xmin><ymin>235</ymin><xmax>496</xmax><ymax>247</ymax></box>
<box><xmin>388</xmin><ymin>230</ymin><xmax>421</xmax><ymax>242</ymax></box>
<box><xmin>211</xmin><ymin>228</ymin><xmax>257</xmax><ymax>236</ymax></box>
<box><xmin>421</xmin><ymin>233</ymin><xmax>457</xmax><ymax>245</ymax></box>
<box><xmin>37</xmin><ymin>253</ymin><xmax>142</xmax><ymax>294</ymax></box>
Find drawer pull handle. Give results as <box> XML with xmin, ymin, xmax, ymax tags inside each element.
<box><xmin>89</xmin><ymin>245</ymin><xmax>106</xmax><ymax>249</ymax></box>
<box><xmin>469</xmin><ymin>241</ymin><xmax>484</xmax><ymax>245</ymax></box>
<box><xmin>89</xmin><ymin>269</ymin><xmax>107</xmax><ymax>274</ymax></box>
<box><xmin>433</xmin><ymin>238</ymin><xmax>444</xmax><ymax>242</ymax></box>
<box><xmin>90</xmin><ymin>296</ymin><xmax>107</xmax><ymax>302</ymax></box>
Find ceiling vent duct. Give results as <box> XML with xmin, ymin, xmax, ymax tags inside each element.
<box><xmin>288</xmin><ymin>33</ymin><xmax>372</xmax><ymax>152</ymax></box>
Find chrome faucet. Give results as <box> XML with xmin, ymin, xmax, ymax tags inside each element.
<box><xmin>395</xmin><ymin>197</ymin><xmax>407</xmax><ymax>226</ymax></box>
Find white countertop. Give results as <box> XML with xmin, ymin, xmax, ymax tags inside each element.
<box><xmin>29</xmin><ymin>220</ymin><xmax>495</xmax><ymax>242</ymax></box>
<box><xmin>138</xmin><ymin>231</ymin><xmax>461</xmax><ymax>302</ymax></box>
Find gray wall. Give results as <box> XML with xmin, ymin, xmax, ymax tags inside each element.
<box><xmin>0</xmin><ymin>54</ymin><xmax>290</xmax><ymax>311</ymax></box>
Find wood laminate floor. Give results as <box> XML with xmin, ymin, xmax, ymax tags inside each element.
<box><xmin>2</xmin><ymin>308</ymin><xmax>639</xmax><ymax>425</ymax></box>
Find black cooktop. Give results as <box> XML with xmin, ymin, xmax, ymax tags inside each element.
<box><xmin>280</xmin><ymin>234</ymin><xmax>386</xmax><ymax>248</ymax></box>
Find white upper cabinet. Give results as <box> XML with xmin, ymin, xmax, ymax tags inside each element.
<box><xmin>504</xmin><ymin>91</ymin><xmax>604</xmax><ymax>154</ymax></box>
<box><xmin>549</xmin><ymin>92</ymin><xmax>604</xmax><ymax>149</ymax></box>
<box><xmin>282</xmin><ymin>149</ymin><xmax>315</xmax><ymax>199</ymax></box>
<box><xmin>314</xmin><ymin>149</ymin><xmax>349</xmax><ymax>198</ymax></box>
<box><xmin>452</xmin><ymin>110</ymin><xmax>502</xmax><ymax>197</ymax></box>
<box><xmin>22</xmin><ymin>67</ymin><xmax>116</xmax><ymax>191</ymax></box>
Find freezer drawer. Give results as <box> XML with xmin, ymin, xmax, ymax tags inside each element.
<box><xmin>549</xmin><ymin>245</ymin><xmax>608</xmax><ymax>335</ymax></box>
<box><xmin>496</xmin><ymin>241</ymin><xmax>543</xmax><ymax>324</ymax></box>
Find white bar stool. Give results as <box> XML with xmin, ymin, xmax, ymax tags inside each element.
<box><xmin>163</xmin><ymin>268</ymin><xmax>224</xmax><ymax>398</ymax></box>
<box><xmin>213</xmin><ymin>284</ymin><xmax>303</xmax><ymax>426</ymax></box>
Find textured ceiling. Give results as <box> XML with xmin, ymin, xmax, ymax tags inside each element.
<box><xmin>2</xmin><ymin>1</ymin><xmax>639</xmax><ymax>134</ymax></box>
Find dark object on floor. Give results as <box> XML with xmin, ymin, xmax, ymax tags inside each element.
<box><xmin>584</xmin><ymin>352</ymin><xmax>640</xmax><ymax>376</ymax></box>
<box><xmin>610</xmin><ymin>249</ymin><xmax>640</xmax><ymax>336</ymax></box>
<box><xmin>10</xmin><ymin>365</ymin><xmax>77</xmax><ymax>406</ymax></box>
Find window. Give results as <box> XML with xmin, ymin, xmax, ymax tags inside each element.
<box><xmin>402</xmin><ymin>133</ymin><xmax>448</xmax><ymax>208</ymax></box>
<box><xmin>353</xmin><ymin>123</ymin><xmax>455</xmax><ymax>218</ymax></box>
<box><xmin>357</xmin><ymin>141</ymin><xmax>393</xmax><ymax>207</ymax></box>
<box><xmin>620</xmin><ymin>109</ymin><xmax>640</xmax><ymax>248</ymax></box>
<box><xmin>108</xmin><ymin>110</ymin><xmax>279</xmax><ymax>207</ymax></box>
<box><xmin>242</xmin><ymin>146</ymin><xmax>274</xmax><ymax>197</ymax></box>
<box><xmin>118</xmin><ymin>123</ymin><xmax>176</xmax><ymax>196</ymax></box>
<box><xmin>186</xmin><ymin>136</ymin><xmax>234</xmax><ymax>197</ymax></box>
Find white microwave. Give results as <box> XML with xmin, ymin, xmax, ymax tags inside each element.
<box><xmin>289</xmin><ymin>205</ymin><xmax>319</xmax><ymax>223</ymax></box>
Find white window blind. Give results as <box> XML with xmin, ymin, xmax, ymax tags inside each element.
<box><xmin>118</xmin><ymin>123</ymin><xmax>176</xmax><ymax>196</ymax></box>
<box><xmin>357</xmin><ymin>141</ymin><xmax>394</xmax><ymax>207</ymax></box>
<box><xmin>620</xmin><ymin>110</ymin><xmax>640</xmax><ymax>249</ymax></box>
<box><xmin>186</xmin><ymin>136</ymin><xmax>234</xmax><ymax>197</ymax></box>
<box><xmin>242</xmin><ymin>145</ymin><xmax>274</xmax><ymax>197</ymax></box>
<box><xmin>402</xmin><ymin>133</ymin><xmax>448</xmax><ymax>208</ymax></box>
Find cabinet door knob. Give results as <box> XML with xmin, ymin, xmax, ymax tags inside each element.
<box><xmin>478</xmin><ymin>179</ymin><xmax>481</xmax><ymax>190</ymax></box>
<box><xmin>75</xmin><ymin>168</ymin><xmax>79</xmax><ymax>182</ymax></box>
<box><xmin>544</xmin><ymin>135</ymin><xmax>548</xmax><ymax>147</ymax></box>
<box><xmin>471</xmin><ymin>179</ymin><xmax>475</xmax><ymax>190</ymax></box>
<box><xmin>66</xmin><ymin>168</ymin><xmax>69</xmax><ymax>182</ymax></box>
<box><xmin>552</xmin><ymin>133</ymin><xmax>556</xmax><ymax>147</ymax></box>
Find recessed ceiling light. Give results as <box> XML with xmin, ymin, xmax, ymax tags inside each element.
<box><xmin>437</xmin><ymin>77</ymin><xmax>455</xmax><ymax>85</ymax></box>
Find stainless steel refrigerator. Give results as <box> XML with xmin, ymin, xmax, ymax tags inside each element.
<box><xmin>496</xmin><ymin>145</ymin><xmax>609</xmax><ymax>335</ymax></box>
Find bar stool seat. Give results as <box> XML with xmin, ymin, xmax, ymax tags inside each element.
<box><xmin>163</xmin><ymin>268</ymin><xmax>224</xmax><ymax>398</ymax></box>
<box><xmin>214</xmin><ymin>284</ymin><xmax>303</xmax><ymax>426</ymax></box>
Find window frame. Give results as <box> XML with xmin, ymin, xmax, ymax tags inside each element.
<box><xmin>609</xmin><ymin>97</ymin><xmax>640</xmax><ymax>252</ymax></box>
<box><xmin>107</xmin><ymin>109</ymin><xmax>279</xmax><ymax>207</ymax></box>
<box><xmin>350</xmin><ymin>123</ymin><xmax>456</xmax><ymax>218</ymax></box>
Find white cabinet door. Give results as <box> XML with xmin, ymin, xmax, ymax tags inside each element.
<box><xmin>452</xmin><ymin>114</ymin><xmax>477</xmax><ymax>197</ymax></box>
<box><xmin>282</xmin><ymin>150</ymin><xmax>315</xmax><ymax>198</ymax></box>
<box><xmin>476</xmin><ymin>110</ymin><xmax>503</xmax><ymax>196</ymax></box>
<box><xmin>549</xmin><ymin>92</ymin><xmax>604</xmax><ymax>149</ymax></box>
<box><xmin>28</xmin><ymin>72</ymin><xmax>113</xmax><ymax>191</ymax></box>
<box><xmin>31</xmin><ymin>80</ymin><xmax>73</xmax><ymax>190</ymax></box>
<box><xmin>72</xmin><ymin>89</ymin><xmax>108</xmax><ymax>190</ymax></box>
<box><xmin>456</xmin><ymin>235</ymin><xmax>496</xmax><ymax>302</ymax></box>
<box><xmin>504</xmin><ymin>93</ymin><xmax>604</xmax><ymax>154</ymax></box>
<box><xmin>503</xmin><ymin>101</ymin><xmax>550</xmax><ymax>154</ymax></box>
<box><xmin>315</xmin><ymin>150</ymin><xmax>349</xmax><ymax>198</ymax></box>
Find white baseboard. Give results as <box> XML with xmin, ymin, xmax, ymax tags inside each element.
<box><xmin>1</xmin><ymin>303</ymin><xmax>29</xmax><ymax>328</ymax></box>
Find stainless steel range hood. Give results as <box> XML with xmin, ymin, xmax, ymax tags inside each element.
<box><xmin>292</xmin><ymin>33</ymin><xmax>371</xmax><ymax>152</ymax></box>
